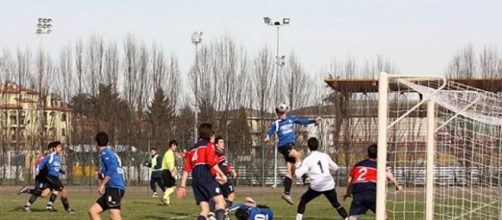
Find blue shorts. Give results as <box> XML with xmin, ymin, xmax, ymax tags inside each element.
<box><xmin>349</xmin><ymin>190</ymin><xmax>376</xmax><ymax>216</ymax></box>
<box><xmin>191</xmin><ymin>166</ymin><xmax>222</xmax><ymax>205</ymax></box>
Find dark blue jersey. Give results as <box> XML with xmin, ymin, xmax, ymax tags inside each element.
<box><xmin>38</xmin><ymin>152</ymin><xmax>64</xmax><ymax>178</ymax></box>
<box><xmin>350</xmin><ymin>159</ymin><xmax>391</xmax><ymax>194</ymax></box>
<box><xmin>267</xmin><ymin>115</ymin><xmax>315</xmax><ymax>147</ymax></box>
<box><xmin>100</xmin><ymin>147</ymin><xmax>126</xmax><ymax>190</ymax></box>
<box><xmin>230</xmin><ymin>204</ymin><xmax>274</xmax><ymax>220</ymax></box>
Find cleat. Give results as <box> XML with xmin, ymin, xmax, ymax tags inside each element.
<box><xmin>46</xmin><ymin>205</ymin><xmax>58</xmax><ymax>212</ymax></box>
<box><xmin>23</xmin><ymin>205</ymin><xmax>31</xmax><ymax>212</ymax></box>
<box><xmin>65</xmin><ymin>208</ymin><xmax>75</xmax><ymax>214</ymax></box>
<box><xmin>281</xmin><ymin>194</ymin><xmax>294</xmax><ymax>205</ymax></box>
<box><xmin>152</xmin><ymin>192</ymin><xmax>158</xmax><ymax>198</ymax></box>
<box><xmin>17</xmin><ymin>186</ymin><xmax>28</xmax><ymax>195</ymax></box>
<box><xmin>208</xmin><ymin>212</ymin><xmax>216</xmax><ymax>220</ymax></box>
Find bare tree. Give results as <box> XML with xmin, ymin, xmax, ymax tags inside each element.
<box><xmin>87</xmin><ymin>35</ymin><xmax>105</xmax><ymax>96</ymax></box>
<box><xmin>104</xmin><ymin>42</ymin><xmax>119</xmax><ymax>92</ymax></box>
<box><xmin>447</xmin><ymin>44</ymin><xmax>476</xmax><ymax>78</ymax></box>
<box><xmin>75</xmin><ymin>40</ymin><xmax>84</xmax><ymax>94</ymax></box>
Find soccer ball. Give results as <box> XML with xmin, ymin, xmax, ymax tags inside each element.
<box><xmin>276</xmin><ymin>103</ymin><xmax>290</xmax><ymax>114</ymax></box>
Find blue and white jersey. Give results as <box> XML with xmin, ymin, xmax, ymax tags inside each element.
<box><xmin>38</xmin><ymin>152</ymin><xmax>64</xmax><ymax>178</ymax></box>
<box><xmin>230</xmin><ymin>204</ymin><xmax>274</xmax><ymax>220</ymax></box>
<box><xmin>267</xmin><ymin>115</ymin><xmax>315</xmax><ymax>147</ymax></box>
<box><xmin>100</xmin><ymin>147</ymin><xmax>126</xmax><ymax>190</ymax></box>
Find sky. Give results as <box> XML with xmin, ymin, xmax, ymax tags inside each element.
<box><xmin>1</xmin><ymin>0</ymin><xmax>502</xmax><ymax>77</ymax></box>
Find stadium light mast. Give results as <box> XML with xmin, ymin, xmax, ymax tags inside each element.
<box><xmin>264</xmin><ymin>16</ymin><xmax>289</xmax><ymax>188</ymax></box>
<box><xmin>36</xmin><ymin>17</ymin><xmax>52</xmax><ymax>152</ymax></box>
<box><xmin>191</xmin><ymin>31</ymin><xmax>203</xmax><ymax>143</ymax></box>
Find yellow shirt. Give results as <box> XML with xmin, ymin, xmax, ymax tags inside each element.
<box><xmin>161</xmin><ymin>149</ymin><xmax>175</xmax><ymax>171</ymax></box>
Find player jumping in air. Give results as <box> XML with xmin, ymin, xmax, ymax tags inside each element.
<box><xmin>264</xmin><ymin>103</ymin><xmax>321</xmax><ymax>204</ymax></box>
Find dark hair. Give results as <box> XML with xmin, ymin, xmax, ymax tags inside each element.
<box><xmin>150</xmin><ymin>147</ymin><xmax>157</xmax><ymax>151</ymax></box>
<box><xmin>368</xmin><ymin>144</ymin><xmax>377</xmax><ymax>159</ymax></box>
<box><xmin>95</xmin><ymin>132</ymin><xmax>109</xmax><ymax>147</ymax></box>
<box><xmin>198</xmin><ymin>123</ymin><xmax>213</xmax><ymax>139</ymax></box>
<box><xmin>307</xmin><ymin>137</ymin><xmax>319</xmax><ymax>151</ymax></box>
<box><xmin>168</xmin><ymin>140</ymin><xmax>178</xmax><ymax>148</ymax></box>
<box><xmin>215</xmin><ymin>135</ymin><xmax>224</xmax><ymax>144</ymax></box>
<box><xmin>235</xmin><ymin>208</ymin><xmax>249</xmax><ymax>220</ymax></box>
<box><xmin>47</xmin><ymin>142</ymin><xmax>54</xmax><ymax>149</ymax></box>
<box><xmin>48</xmin><ymin>141</ymin><xmax>62</xmax><ymax>149</ymax></box>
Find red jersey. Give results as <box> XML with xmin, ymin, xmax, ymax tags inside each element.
<box><xmin>349</xmin><ymin>158</ymin><xmax>391</xmax><ymax>193</ymax></box>
<box><xmin>35</xmin><ymin>153</ymin><xmax>48</xmax><ymax>167</ymax></box>
<box><xmin>183</xmin><ymin>138</ymin><xmax>219</xmax><ymax>173</ymax></box>
<box><xmin>210</xmin><ymin>148</ymin><xmax>233</xmax><ymax>176</ymax></box>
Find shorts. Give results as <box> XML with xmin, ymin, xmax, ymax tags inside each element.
<box><xmin>278</xmin><ymin>143</ymin><xmax>297</xmax><ymax>163</ymax></box>
<box><xmin>349</xmin><ymin>190</ymin><xmax>376</xmax><ymax>216</ymax></box>
<box><xmin>96</xmin><ymin>188</ymin><xmax>125</xmax><ymax>210</ymax></box>
<box><xmin>34</xmin><ymin>178</ymin><xmax>48</xmax><ymax>190</ymax></box>
<box><xmin>220</xmin><ymin>181</ymin><xmax>235</xmax><ymax>198</ymax></box>
<box><xmin>46</xmin><ymin>175</ymin><xmax>64</xmax><ymax>192</ymax></box>
<box><xmin>192</xmin><ymin>166</ymin><xmax>222</xmax><ymax>205</ymax></box>
<box><xmin>162</xmin><ymin>170</ymin><xmax>176</xmax><ymax>188</ymax></box>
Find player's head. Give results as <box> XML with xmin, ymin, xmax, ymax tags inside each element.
<box><xmin>235</xmin><ymin>208</ymin><xmax>250</xmax><ymax>220</ymax></box>
<box><xmin>307</xmin><ymin>137</ymin><xmax>319</xmax><ymax>151</ymax></box>
<box><xmin>47</xmin><ymin>142</ymin><xmax>55</xmax><ymax>152</ymax></box>
<box><xmin>149</xmin><ymin>147</ymin><xmax>157</xmax><ymax>155</ymax></box>
<box><xmin>275</xmin><ymin>103</ymin><xmax>289</xmax><ymax>118</ymax></box>
<box><xmin>367</xmin><ymin>143</ymin><xmax>377</xmax><ymax>159</ymax></box>
<box><xmin>168</xmin><ymin>140</ymin><xmax>178</xmax><ymax>150</ymax></box>
<box><xmin>198</xmin><ymin>123</ymin><xmax>213</xmax><ymax>139</ymax></box>
<box><xmin>95</xmin><ymin>131</ymin><xmax>109</xmax><ymax>147</ymax></box>
<box><xmin>52</xmin><ymin>141</ymin><xmax>62</xmax><ymax>154</ymax></box>
<box><xmin>215</xmin><ymin>135</ymin><xmax>225</xmax><ymax>150</ymax></box>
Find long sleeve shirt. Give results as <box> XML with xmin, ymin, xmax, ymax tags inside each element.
<box><xmin>267</xmin><ymin>115</ymin><xmax>316</xmax><ymax>147</ymax></box>
<box><xmin>99</xmin><ymin>147</ymin><xmax>126</xmax><ymax>190</ymax></box>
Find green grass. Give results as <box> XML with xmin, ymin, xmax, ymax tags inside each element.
<box><xmin>0</xmin><ymin>186</ymin><xmax>378</xmax><ymax>220</ymax></box>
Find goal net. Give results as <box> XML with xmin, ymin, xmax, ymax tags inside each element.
<box><xmin>377</xmin><ymin>72</ymin><xmax>502</xmax><ymax>220</ymax></box>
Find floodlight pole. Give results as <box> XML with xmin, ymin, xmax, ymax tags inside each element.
<box><xmin>264</xmin><ymin>17</ymin><xmax>289</xmax><ymax>188</ymax></box>
<box><xmin>36</xmin><ymin>18</ymin><xmax>52</xmax><ymax>153</ymax></box>
<box><xmin>191</xmin><ymin>32</ymin><xmax>203</xmax><ymax>143</ymax></box>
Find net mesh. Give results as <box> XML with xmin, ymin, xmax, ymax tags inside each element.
<box><xmin>385</xmin><ymin>77</ymin><xmax>502</xmax><ymax>220</ymax></box>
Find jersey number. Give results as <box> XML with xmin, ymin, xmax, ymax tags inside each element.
<box><xmin>191</xmin><ymin>150</ymin><xmax>198</xmax><ymax>161</ymax></box>
<box><xmin>356</xmin><ymin>168</ymin><xmax>368</xmax><ymax>181</ymax></box>
<box><xmin>317</xmin><ymin>160</ymin><xmax>324</xmax><ymax>174</ymax></box>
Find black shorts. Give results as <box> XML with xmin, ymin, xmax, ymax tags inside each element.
<box><xmin>278</xmin><ymin>143</ymin><xmax>297</xmax><ymax>163</ymax></box>
<box><xmin>192</xmin><ymin>166</ymin><xmax>222</xmax><ymax>205</ymax></box>
<box><xmin>34</xmin><ymin>178</ymin><xmax>48</xmax><ymax>190</ymax></box>
<box><xmin>220</xmin><ymin>181</ymin><xmax>235</xmax><ymax>198</ymax></box>
<box><xmin>162</xmin><ymin>170</ymin><xmax>176</xmax><ymax>188</ymax></box>
<box><xmin>300</xmin><ymin>187</ymin><xmax>342</xmax><ymax>208</ymax></box>
<box><xmin>349</xmin><ymin>190</ymin><xmax>376</xmax><ymax>216</ymax></box>
<box><xmin>46</xmin><ymin>175</ymin><xmax>64</xmax><ymax>191</ymax></box>
<box><xmin>96</xmin><ymin>188</ymin><xmax>125</xmax><ymax>210</ymax></box>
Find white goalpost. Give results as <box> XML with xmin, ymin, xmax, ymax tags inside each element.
<box><xmin>377</xmin><ymin>72</ymin><xmax>502</xmax><ymax>220</ymax></box>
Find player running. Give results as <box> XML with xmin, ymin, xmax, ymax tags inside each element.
<box><xmin>294</xmin><ymin>137</ymin><xmax>348</xmax><ymax>220</ymax></box>
<box><xmin>161</xmin><ymin>140</ymin><xmax>178</xmax><ymax>206</ymax></box>
<box><xmin>177</xmin><ymin>123</ymin><xmax>228</xmax><ymax>220</ymax></box>
<box><xmin>264</xmin><ymin>103</ymin><xmax>321</xmax><ymax>204</ymax></box>
<box><xmin>143</xmin><ymin>147</ymin><xmax>165</xmax><ymax>198</ymax></box>
<box><xmin>88</xmin><ymin>132</ymin><xmax>126</xmax><ymax>220</ymax></box>
<box><xmin>343</xmin><ymin>144</ymin><xmax>403</xmax><ymax>220</ymax></box>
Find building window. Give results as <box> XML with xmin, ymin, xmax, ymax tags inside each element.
<box><xmin>62</xmin><ymin>113</ymin><xmax>67</xmax><ymax>122</ymax></box>
<box><xmin>10</xmin><ymin>116</ymin><xmax>16</xmax><ymax>125</ymax></box>
<box><xmin>19</xmin><ymin>116</ymin><xmax>25</xmax><ymax>125</ymax></box>
<box><xmin>62</xmin><ymin>128</ymin><xmax>66</xmax><ymax>136</ymax></box>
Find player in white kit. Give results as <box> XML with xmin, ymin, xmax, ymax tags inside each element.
<box><xmin>294</xmin><ymin>137</ymin><xmax>348</xmax><ymax>220</ymax></box>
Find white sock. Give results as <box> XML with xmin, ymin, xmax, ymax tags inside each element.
<box><xmin>25</xmin><ymin>202</ymin><xmax>31</xmax><ymax>207</ymax></box>
<box><xmin>296</xmin><ymin>213</ymin><xmax>303</xmax><ymax>220</ymax></box>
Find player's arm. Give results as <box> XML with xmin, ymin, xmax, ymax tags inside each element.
<box><xmin>177</xmin><ymin>153</ymin><xmax>192</xmax><ymax>199</ymax></box>
<box><xmin>264</xmin><ymin>122</ymin><xmax>276</xmax><ymax>142</ymax></box>
<box><xmin>36</xmin><ymin>157</ymin><xmax>48</xmax><ymax>176</ymax></box>
<box><xmin>294</xmin><ymin>157</ymin><xmax>309</xmax><ymax>178</ymax></box>
<box><xmin>386</xmin><ymin>168</ymin><xmax>403</xmax><ymax>191</ymax></box>
<box><xmin>292</xmin><ymin>115</ymin><xmax>316</xmax><ymax>125</ymax></box>
<box><xmin>207</xmin><ymin>146</ymin><xmax>227</xmax><ymax>183</ymax></box>
<box><xmin>328</xmin><ymin>157</ymin><xmax>339</xmax><ymax>172</ymax></box>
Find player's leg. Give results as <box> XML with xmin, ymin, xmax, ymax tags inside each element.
<box><xmin>46</xmin><ymin>190</ymin><xmax>58</xmax><ymax>211</ymax></box>
<box><xmin>198</xmin><ymin>201</ymin><xmax>211</xmax><ymax>220</ymax></box>
<box><xmin>156</xmin><ymin>176</ymin><xmax>166</xmax><ymax>193</ymax></box>
<box><xmin>60</xmin><ymin>188</ymin><xmax>75</xmax><ymax>213</ymax></box>
<box><xmin>150</xmin><ymin>174</ymin><xmax>157</xmax><ymax>197</ymax></box>
<box><xmin>288</xmin><ymin>148</ymin><xmax>303</xmax><ymax>168</ymax></box>
<box><xmin>323</xmin><ymin>188</ymin><xmax>348</xmax><ymax>219</ymax></box>
<box><xmin>88</xmin><ymin>202</ymin><xmax>104</xmax><ymax>220</ymax></box>
<box><xmin>296</xmin><ymin>187</ymin><xmax>322</xmax><ymax>220</ymax></box>
<box><xmin>109</xmin><ymin>209</ymin><xmax>122</xmax><ymax>220</ymax></box>
<box><xmin>212</xmin><ymin>194</ymin><xmax>227</xmax><ymax>220</ymax></box>
<box><xmin>348</xmin><ymin>192</ymin><xmax>368</xmax><ymax>220</ymax></box>
<box><xmin>163</xmin><ymin>172</ymin><xmax>176</xmax><ymax>205</ymax></box>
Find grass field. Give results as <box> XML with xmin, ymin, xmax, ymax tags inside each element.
<box><xmin>0</xmin><ymin>186</ymin><xmax>378</xmax><ymax>220</ymax></box>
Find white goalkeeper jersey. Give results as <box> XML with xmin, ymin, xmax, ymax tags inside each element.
<box><xmin>295</xmin><ymin>151</ymin><xmax>339</xmax><ymax>192</ymax></box>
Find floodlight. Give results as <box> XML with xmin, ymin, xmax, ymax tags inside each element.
<box><xmin>263</xmin><ymin>17</ymin><xmax>271</xmax><ymax>24</ymax></box>
<box><xmin>283</xmin><ymin>18</ymin><xmax>290</xmax><ymax>25</ymax></box>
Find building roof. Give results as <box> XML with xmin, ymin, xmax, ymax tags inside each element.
<box><xmin>324</xmin><ymin>77</ymin><xmax>502</xmax><ymax>93</ymax></box>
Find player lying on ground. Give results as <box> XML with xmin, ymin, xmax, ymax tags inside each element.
<box><xmin>343</xmin><ymin>144</ymin><xmax>403</xmax><ymax>220</ymax></box>
<box><xmin>230</xmin><ymin>197</ymin><xmax>274</xmax><ymax>220</ymax></box>
<box><xmin>294</xmin><ymin>137</ymin><xmax>348</xmax><ymax>220</ymax></box>
<box><xmin>264</xmin><ymin>103</ymin><xmax>321</xmax><ymax>205</ymax></box>
<box><xmin>177</xmin><ymin>123</ymin><xmax>229</xmax><ymax>220</ymax></box>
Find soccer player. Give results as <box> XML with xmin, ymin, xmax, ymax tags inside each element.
<box><xmin>18</xmin><ymin>142</ymin><xmax>58</xmax><ymax>212</ymax></box>
<box><xmin>343</xmin><ymin>144</ymin><xmax>403</xmax><ymax>220</ymax></box>
<box><xmin>88</xmin><ymin>132</ymin><xmax>126</xmax><ymax>220</ymax></box>
<box><xmin>294</xmin><ymin>137</ymin><xmax>348</xmax><ymax>220</ymax></box>
<box><xmin>143</xmin><ymin>147</ymin><xmax>165</xmax><ymax>198</ymax></box>
<box><xmin>36</xmin><ymin>141</ymin><xmax>75</xmax><ymax>213</ymax></box>
<box><xmin>264</xmin><ymin>103</ymin><xmax>321</xmax><ymax>204</ymax></box>
<box><xmin>230</xmin><ymin>197</ymin><xmax>274</xmax><ymax>220</ymax></box>
<box><xmin>161</xmin><ymin>140</ymin><xmax>178</xmax><ymax>205</ymax></box>
<box><xmin>214</xmin><ymin>136</ymin><xmax>237</xmax><ymax>209</ymax></box>
<box><xmin>177</xmin><ymin>123</ymin><xmax>228</xmax><ymax>220</ymax></box>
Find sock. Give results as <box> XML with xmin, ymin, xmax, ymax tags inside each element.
<box><xmin>296</xmin><ymin>213</ymin><xmax>303</xmax><ymax>220</ymax></box>
<box><xmin>164</xmin><ymin>188</ymin><xmax>174</xmax><ymax>204</ymax></box>
<box><xmin>225</xmin><ymin>200</ymin><xmax>232</xmax><ymax>209</ymax></box>
<box><xmin>28</xmin><ymin>195</ymin><xmax>38</xmax><ymax>204</ymax></box>
<box><xmin>336</xmin><ymin>206</ymin><xmax>349</xmax><ymax>218</ymax></box>
<box><xmin>215</xmin><ymin>209</ymin><xmax>225</xmax><ymax>220</ymax></box>
<box><xmin>25</xmin><ymin>201</ymin><xmax>32</xmax><ymax>207</ymax></box>
<box><xmin>49</xmin><ymin>193</ymin><xmax>57</xmax><ymax>205</ymax></box>
<box><xmin>284</xmin><ymin>177</ymin><xmax>292</xmax><ymax>195</ymax></box>
<box><xmin>197</xmin><ymin>215</ymin><xmax>206</xmax><ymax>220</ymax></box>
<box><xmin>61</xmin><ymin>197</ymin><xmax>70</xmax><ymax>210</ymax></box>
